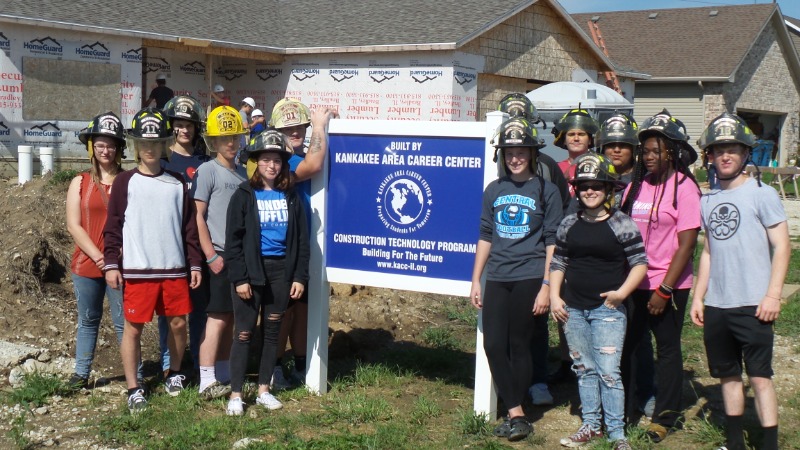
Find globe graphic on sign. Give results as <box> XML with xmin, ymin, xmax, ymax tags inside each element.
<box><xmin>384</xmin><ymin>178</ymin><xmax>424</xmax><ymax>225</ymax></box>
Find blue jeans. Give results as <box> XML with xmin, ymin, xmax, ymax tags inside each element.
<box><xmin>72</xmin><ymin>273</ymin><xmax>124</xmax><ymax>378</ymax></box>
<box><xmin>564</xmin><ymin>304</ymin><xmax>627</xmax><ymax>441</ymax></box>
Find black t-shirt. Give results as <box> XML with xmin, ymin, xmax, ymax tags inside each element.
<box><xmin>149</xmin><ymin>85</ymin><xmax>174</xmax><ymax>108</ymax></box>
<box><xmin>562</xmin><ymin>216</ymin><xmax>628</xmax><ymax>310</ymax></box>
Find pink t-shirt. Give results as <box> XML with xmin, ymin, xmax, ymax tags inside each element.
<box><xmin>624</xmin><ymin>171</ymin><xmax>701</xmax><ymax>290</ymax></box>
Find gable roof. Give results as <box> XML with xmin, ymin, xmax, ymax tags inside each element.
<box><xmin>572</xmin><ymin>4</ymin><xmax>783</xmax><ymax>81</ymax></box>
<box><xmin>0</xmin><ymin>0</ymin><xmax>612</xmax><ymax>68</ymax></box>
<box><xmin>787</xmin><ymin>16</ymin><xmax>800</xmax><ymax>55</ymax></box>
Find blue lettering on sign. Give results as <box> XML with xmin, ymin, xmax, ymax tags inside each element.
<box><xmin>326</xmin><ymin>134</ymin><xmax>484</xmax><ymax>281</ymax></box>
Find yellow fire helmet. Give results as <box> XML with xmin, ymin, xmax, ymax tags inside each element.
<box><xmin>204</xmin><ymin>105</ymin><xmax>246</xmax><ymax>137</ymax></box>
<box><xmin>269</xmin><ymin>98</ymin><xmax>311</xmax><ymax>129</ymax></box>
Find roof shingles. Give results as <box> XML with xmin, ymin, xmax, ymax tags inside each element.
<box><xmin>572</xmin><ymin>4</ymin><xmax>776</xmax><ymax>79</ymax></box>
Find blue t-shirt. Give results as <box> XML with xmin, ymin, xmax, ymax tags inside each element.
<box><xmin>250</xmin><ymin>122</ymin><xmax>266</xmax><ymax>140</ymax></box>
<box><xmin>255</xmin><ymin>189</ymin><xmax>288</xmax><ymax>256</ymax></box>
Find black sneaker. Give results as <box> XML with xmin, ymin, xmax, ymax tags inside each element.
<box><xmin>493</xmin><ymin>417</ymin><xmax>511</xmax><ymax>438</ymax></box>
<box><xmin>127</xmin><ymin>388</ymin><xmax>147</xmax><ymax>414</ymax></box>
<box><xmin>164</xmin><ymin>373</ymin><xmax>186</xmax><ymax>397</ymax></box>
<box><xmin>68</xmin><ymin>374</ymin><xmax>88</xmax><ymax>390</ymax></box>
<box><xmin>507</xmin><ymin>416</ymin><xmax>533</xmax><ymax>442</ymax></box>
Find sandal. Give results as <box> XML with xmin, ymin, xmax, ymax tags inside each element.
<box><xmin>646</xmin><ymin>423</ymin><xmax>671</xmax><ymax>443</ymax></box>
<box><xmin>492</xmin><ymin>417</ymin><xmax>511</xmax><ymax>438</ymax></box>
<box><xmin>507</xmin><ymin>416</ymin><xmax>533</xmax><ymax>442</ymax></box>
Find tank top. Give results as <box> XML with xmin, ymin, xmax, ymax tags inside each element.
<box><xmin>70</xmin><ymin>172</ymin><xmax>112</xmax><ymax>278</ymax></box>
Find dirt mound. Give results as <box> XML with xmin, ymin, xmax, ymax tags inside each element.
<box><xmin>0</xmin><ymin>176</ymin><xmax>79</xmax><ymax>357</ymax></box>
<box><xmin>0</xmin><ymin>174</ymin><xmax>442</xmax><ymax>378</ymax></box>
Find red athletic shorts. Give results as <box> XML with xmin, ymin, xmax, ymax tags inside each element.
<box><xmin>123</xmin><ymin>278</ymin><xmax>192</xmax><ymax>323</ymax></box>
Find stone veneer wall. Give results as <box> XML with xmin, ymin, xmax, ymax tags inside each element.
<box><xmin>461</xmin><ymin>1</ymin><xmax>605</xmax><ymax>120</ymax></box>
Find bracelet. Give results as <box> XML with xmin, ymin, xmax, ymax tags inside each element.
<box><xmin>766</xmin><ymin>295</ymin><xmax>781</xmax><ymax>300</ymax></box>
<box><xmin>655</xmin><ymin>288</ymin><xmax>671</xmax><ymax>300</ymax></box>
<box><xmin>542</xmin><ymin>279</ymin><xmax>550</xmax><ymax>286</ymax></box>
<box><xmin>659</xmin><ymin>283</ymin><xmax>673</xmax><ymax>294</ymax></box>
<box><xmin>206</xmin><ymin>254</ymin><xmax>219</xmax><ymax>264</ymax></box>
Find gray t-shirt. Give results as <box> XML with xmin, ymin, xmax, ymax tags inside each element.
<box><xmin>479</xmin><ymin>176</ymin><xmax>563</xmax><ymax>282</ymax></box>
<box><xmin>700</xmin><ymin>178</ymin><xmax>786</xmax><ymax>308</ymax></box>
<box><xmin>192</xmin><ymin>159</ymin><xmax>247</xmax><ymax>252</ymax></box>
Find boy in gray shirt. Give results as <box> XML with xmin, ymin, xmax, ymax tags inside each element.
<box><xmin>690</xmin><ymin>113</ymin><xmax>790</xmax><ymax>450</ymax></box>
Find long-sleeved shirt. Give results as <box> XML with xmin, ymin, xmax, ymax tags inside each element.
<box><xmin>103</xmin><ymin>168</ymin><xmax>202</xmax><ymax>278</ymax></box>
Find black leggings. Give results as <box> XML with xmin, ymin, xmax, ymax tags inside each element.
<box><xmin>229</xmin><ymin>258</ymin><xmax>290</xmax><ymax>393</ymax></box>
<box><xmin>621</xmin><ymin>288</ymin><xmax>689</xmax><ymax>428</ymax></box>
<box><xmin>483</xmin><ymin>278</ymin><xmax>540</xmax><ymax>411</ymax></box>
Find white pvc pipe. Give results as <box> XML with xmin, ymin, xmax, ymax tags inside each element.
<box><xmin>39</xmin><ymin>147</ymin><xmax>54</xmax><ymax>175</ymax></box>
<box><xmin>18</xmin><ymin>145</ymin><xmax>32</xmax><ymax>184</ymax></box>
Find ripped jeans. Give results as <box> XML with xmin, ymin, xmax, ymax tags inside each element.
<box><xmin>229</xmin><ymin>257</ymin><xmax>290</xmax><ymax>393</ymax></box>
<box><xmin>564</xmin><ymin>304</ymin><xmax>627</xmax><ymax>441</ymax></box>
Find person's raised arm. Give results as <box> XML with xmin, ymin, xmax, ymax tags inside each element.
<box><xmin>293</xmin><ymin>107</ymin><xmax>339</xmax><ymax>182</ymax></box>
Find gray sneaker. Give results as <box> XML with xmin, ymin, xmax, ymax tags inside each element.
<box><xmin>164</xmin><ymin>373</ymin><xmax>186</xmax><ymax>397</ymax></box>
<box><xmin>199</xmin><ymin>380</ymin><xmax>231</xmax><ymax>400</ymax></box>
<box><xmin>127</xmin><ymin>388</ymin><xmax>147</xmax><ymax>414</ymax></box>
<box><xmin>529</xmin><ymin>383</ymin><xmax>554</xmax><ymax>406</ymax></box>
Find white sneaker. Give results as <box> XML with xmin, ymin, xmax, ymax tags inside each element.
<box><xmin>270</xmin><ymin>366</ymin><xmax>291</xmax><ymax>391</ymax></box>
<box><xmin>226</xmin><ymin>397</ymin><xmax>244</xmax><ymax>416</ymax></box>
<box><xmin>256</xmin><ymin>391</ymin><xmax>283</xmax><ymax>410</ymax></box>
<box><xmin>529</xmin><ymin>383</ymin><xmax>554</xmax><ymax>406</ymax></box>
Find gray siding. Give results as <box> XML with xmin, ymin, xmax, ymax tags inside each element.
<box><xmin>633</xmin><ymin>83</ymin><xmax>704</xmax><ymax>148</ymax></box>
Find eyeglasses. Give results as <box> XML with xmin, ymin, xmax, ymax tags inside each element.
<box><xmin>93</xmin><ymin>143</ymin><xmax>117</xmax><ymax>152</ymax></box>
<box><xmin>576</xmin><ymin>183</ymin><xmax>606</xmax><ymax>192</ymax></box>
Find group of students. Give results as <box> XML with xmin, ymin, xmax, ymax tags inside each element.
<box><xmin>66</xmin><ymin>96</ymin><xmax>338</xmax><ymax>416</ymax></box>
<box><xmin>472</xmin><ymin>94</ymin><xmax>790</xmax><ymax>450</ymax></box>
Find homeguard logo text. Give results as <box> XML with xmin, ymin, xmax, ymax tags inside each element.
<box><xmin>291</xmin><ymin>69</ymin><xmax>319</xmax><ymax>81</ymax></box>
<box><xmin>256</xmin><ymin>68</ymin><xmax>281</xmax><ymax>81</ymax></box>
<box><xmin>0</xmin><ymin>121</ymin><xmax>10</xmax><ymax>136</ymax></box>
<box><xmin>24</xmin><ymin>122</ymin><xmax>62</xmax><ymax>138</ymax></box>
<box><xmin>410</xmin><ymin>70</ymin><xmax>442</xmax><ymax>84</ymax></box>
<box><xmin>376</xmin><ymin>170</ymin><xmax>432</xmax><ymax>234</ymax></box>
<box><xmin>369</xmin><ymin>70</ymin><xmax>399</xmax><ymax>83</ymax></box>
<box><xmin>180</xmin><ymin>61</ymin><xmax>206</xmax><ymax>76</ymax></box>
<box><xmin>122</xmin><ymin>47</ymin><xmax>143</xmax><ymax>62</ymax></box>
<box><xmin>330</xmin><ymin>69</ymin><xmax>358</xmax><ymax>82</ymax></box>
<box><xmin>0</xmin><ymin>33</ymin><xmax>10</xmax><ymax>53</ymax></box>
<box><xmin>493</xmin><ymin>195</ymin><xmax>535</xmax><ymax>239</ymax></box>
<box><xmin>215</xmin><ymin>66</ymin><xmax>247</xmax><ymax>81</ymax></box>
<box><xmin>454</xmin><ymin>71</ymin><xmax>476</xmax><ymax>86</ymax></box>
<box><xmin>76</xmin><ymin>41</ymin><xmax>110</xmax><ymax>60</ymax></box>
<box><xmin>143</xmin><ymin>57</ymin><xmax>170</xmax><ymax>74</ymax></box>
<box><xmin>24</xmin><ymin>37</ymin><xmax>62</xmax><ymax>56</ymax></box>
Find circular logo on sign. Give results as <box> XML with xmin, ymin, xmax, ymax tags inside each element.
<box><xmin>377</xmin><ymin>170</ymin><xmax>432</xmax><ymax>234</ymax></box>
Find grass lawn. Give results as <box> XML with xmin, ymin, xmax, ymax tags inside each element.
<box><xmin>3</xmin><ymin>257</ymin><xmax>800</xmax><ymax>449</ymax></box>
